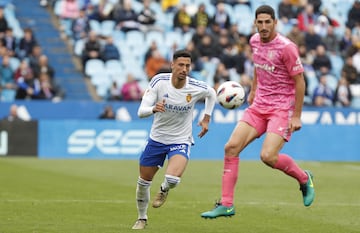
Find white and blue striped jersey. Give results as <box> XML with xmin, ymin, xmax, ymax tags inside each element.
<box><xmin>137</xmin><ymin>73</ymin><xmax>216</xmax><ymax>145</ymax></box>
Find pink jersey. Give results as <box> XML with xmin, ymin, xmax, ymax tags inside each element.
<box><xmin>250</xmin><ymin>33</ymin><xmax>304</xmax><ymax>110</ymax></box>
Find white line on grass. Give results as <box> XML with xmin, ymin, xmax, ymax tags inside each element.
<box><xmin>1</xmin><ymin>200</ymin><xmax>360</xmax><ymax>207</ymax></box>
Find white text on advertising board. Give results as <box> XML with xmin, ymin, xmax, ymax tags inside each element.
<box><xmin>67</xmin><ymin>129</ymin><xmax>148</xmax><ymax>154</ymax></box>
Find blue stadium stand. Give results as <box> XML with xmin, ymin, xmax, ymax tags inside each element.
<box><xmin>13</xmin><ymin>0</ymin><xmax>92</xmax><ymax>100</ymax></box>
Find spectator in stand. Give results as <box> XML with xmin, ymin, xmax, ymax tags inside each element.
<box><xmin>35</xmin><ymin>72</ymin><xmax>59</xmax><ymax>100</ymax></box>
<box><xmin>121</xmin><ymin>73</ymin><xmax>143</xmax><ymax>101</ymax></box>
<box><xmin>304</xmin><ymin>24</ymin><xmax>323</xmax><ymax>54</ymax></box>
<box><xmin>113</xmin><ymin>0</ymin><xmax>140</xmax><ymax>33</ymax></box>
<box><xmin>138</xmin><ymin>0</ymin><xmax>161</xmax><ymax>33</ymax></box>
<box><xmin>161</xmin><ymin>0</ymin><xmax>179</xmax><ymax>13</ymax></box>
<box><xmin>98</xmin><ymin>105</ymin><xmax>115</xmax><ymax>119</ymax></box>
<box><xmin>312</xmin><ymin>44</ymin><xmax>332</xmax><ymax>76</ymax></box>
<box><xmin>109</xmin><ymin>81</ymin><xmax>121</xmax><ymax>100</ymax></box>
<box><xmin>96</xmin><ymin>0</ymin><xmax>115</xmax><ymax>22</ymax></box>
<box><xmin>299</xmin><ymin>44</ymin><xmax>314</xmax><ymax>69</ymax></box>
<box><xmin>28</xmin><ymin>45</ymin><xmax>43</xmax><ymax>71</ymax></box>
<box><xmin>213</xmin><ymin>62</ymin><xmax>230</xmax><ymax>91</ymax></box>
<box><xmin>346</xmin><ymin>0</ymin><xmax>360</xmax><ymax>30</ymax></box>
<box><xmin>191</xmin><ymin>3</ymin><xmax>211</xmax><ymax>29</ymax></box>
<box><xmin>211</xmin><ymin>2</ymin><xmax>231</xmax><ymax>30</ymax></box>
<box><xmin>18</xmin><ymin>28</ymin><xmax>38</xmax><ymax>59</ymax></box>
<box><xmin>32</xmin><ymin>54</ymin><xmax>55</xmax><ymax>78</ymax></box>
<box><xmin>81</xmin><ymin>30</ymin><xmax>102</xmax><ymax>68</ymax></box>
<box><xmin>144</xmin><ymin>41</ymin><xmax>158</xmax><ymax>65</ymax></box>
<box><xmin>308</xmin><ymin>0</ymin><xmax>322</xmax><ymax>15</ymax></box>
<box><xmin>352</xmin><ymin>22</ymin><xmax>360</xmax><ymax>40</ymax></box>
<box><xmin>145</xmin><ymin>49</ymin><xmax>169</xmax><ymax>80</ymax></box>
<box><xmin>219</xmin><ymin>42</ymin><xmax>242</xmax><ymax>70</ymax></box>
<box><xmin>312</xmin><ymin>74</ymin><xmax>334</xmax><ymax>106</ymax></box>
<box><xmin>278</xmin><ymin>0</ymin><xmax>298</xmax><ymax>26</ymax></box>
<box><xmin>286</xmin><ymin>22</ymin><xmax>305</xmax><ymax>46</ymax></box>
<box><xmin>339</xmin><ymin>27</ymin><xmax>353</xmax><ymax>58</ymax></box>
<box><xmin>2</xmin><ymin>104</ymin><xmax>24</xmax><ymax>122</ymax></box>
<box><xmin>101</xmin><ymin>36</ymin><xmax>120</xmax><ymax>62</ymax></box>
<box><xmin>341</xmin><ymin>56</ymin><xmax>359</xmax><ymax>84</ymax></box>
<box><xmin>314</xmin><ymin>15</ymin><xmax>330</xmax><ymax>38</ymax></box>
<box><xmin>71</xmin><ymin>8</ymin><xmax>90</xmax><ymax>42</ymax></box>
<box><xmin>197</xmin><ymin>34</ymin><xmax>220</xmax><ymax>63</ymax></box>
<box><xmin>173</xmin><ymin>4</ymin><xmax>193</xmax><ymax>33</ymax></box>
<box><xmin>297</xmin><ymin>4</ymin><xmax>316</xmax><ymax>32</ymax></box>
<box><xmin>239</xmin><ymin>44</ymin><xmax>254</xmax><ymax>95</ymax></box>
<box><xmin>0</xmin><ymin>55</ymin><xmax>16</xmax><ymax>91</ymax></box>
<box><xmin>33</xmin><ymin>55</ymin><xmax>65</xmax><ymax>99</ymax></box>
<box><xmin>15</xmin><ymin>68</ymin><xmax>41</xmax><ymax>100</ymax></box>
<box><xmin>0</xmin><ymin>7</ymin><xmax>9</xmax><ymax>37</ymax></box>
<box><xmin>322</xmin><ymin>26</ymin><xmax>339</xmax><ymax>54</ymax></box>
<box><xmin>59</xmin><ymin>0</ymin><xmax>80</xmax><ymax>21</ymax></box>
<box><xmin>185</xmin><ymin>41</ymin><xmax>203</xmax><ymax>72</ymax></box>
<box><xmin>191</xmin><ymin>25</ymin><xmax>208</xmax><ymax>48</ymax></box>
<box><xmin>2</xmin><ymin>28</ymin><xmax>17</xmax><ymax>58</ymax></box>
<box><xmin>333</xmin><ymin>76</ymin><xmax>353</xmax><ymax>107</ymax></box>
<box><xmin>352</xmin><ymin>43</ymin><xmax>360</xmax><ymax>74</ymax></box>
<box><xmin>14</xmin><ymin>59</ymin><xmax>33</xmax><ymax>82</ymax></box>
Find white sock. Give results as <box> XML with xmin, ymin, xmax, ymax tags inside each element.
<box><xmin>160</xmin><ymin>174</ymin><xmax>181</xmax><ymax>192</ymax></box>
<box><xmin>136</xmin><ymin>177</ymin><xmax>151</xmax><ymax>220</ymax></box>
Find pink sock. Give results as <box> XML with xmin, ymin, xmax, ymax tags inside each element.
<box><xmin>221</xmin><ymin>156</ymin><xmax>239</xmax><ymax>207</ymax></box>
<box><xmin>273</xmin><ymin>154</ymin><xmax>308</xmax><ymax>184</ymax></box>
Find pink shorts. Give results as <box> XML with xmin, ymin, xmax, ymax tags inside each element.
<box><xmin>241</xmin><ymin>106</ymin><xmax>293</xmax><ymax>141</ymax></box>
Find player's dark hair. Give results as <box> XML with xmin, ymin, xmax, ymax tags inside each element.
<box><xmin>173</xmin><ymin>49</ymin><xmax>192</xmax><ymax>61</ymax></box>
<box><xmin>255</xmin><ymin>5</ymin><xmax>275</xmax><ymax>20</ymax></box>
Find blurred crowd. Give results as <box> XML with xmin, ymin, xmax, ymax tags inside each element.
<box><xmin>42</xmin><ymin>0</ymin><xmax>360</xmax><ymax>107</ymax></box>
<box><xmin>0</xmin><ymin>1</ymin><xmax>64</xmax><ymax>102</ymax></box>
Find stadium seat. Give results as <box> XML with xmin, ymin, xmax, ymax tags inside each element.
<box><xmin>1</xmin><ymin>89</ymin><xmax>16</xmax><ymax>102</ymax></box>
<box><xmin>351</xmin><ymin>97</ymin><xmax>360</xmax><ymax>109</ymax></box>
<box><xmin>182</xmin><ymin>31</ymin><xmax>194</xmax><ymax>46</ymax></box>
<box><xmin>233</xmin><ymin>4</ymin><xmax>253</xmax><ymax>35</ymax></box>
<box><xmin>105</xmin><ymin>59</ymin><xmax>124</xmax><ymax>82</ymax></box>
<box><xmin>73</xmin><ymin>38</ymin><xmax>85</xmax><ymax>57</ymax></box>
<box><xmin>89</xmin><ymin>20</ymin><xmax>101</xmax><ymax>35</ymax></box>
<box><xmin>53</xmin><ymin>0</ymin><xmax>63</xmax><ymax>17</ymax></box>
<box><xmin>96</xmin><ymin>81</ymin><xmax>111</xmax><ymax>99</ymax></box>
<box><xmin>84</xmin><ymin>59</ymin><xmax>106</xmax><ymax>77</ymax></box>
<box><xmin>125</xmin><ymin>30</ymin><xmax>145</xmax><ymax>49</ymax></box>
<box><xmin>100</xmin><ymin>20</ymin><xmax>116</xmax><ymax>37</ymax></box>
<box><xmin>9</xmin><ymin>56</ymin><xmax>20</xmax><ymax>71</ymax></box>
<box><xmin>145</xmin><ymin>30</ymin><xmax>165</xmax><ymax>47</ymax></box>
<box><xmin>325</xmin><ymin>74</ymin><xmax>338</xmax><ymax>91</ymax></box>
<box><xmin>165</xmin><ymin>31</ymin><xmax>184</xmax><ymax>49</ymax></box>
<box><xmin>329</xmin><ymin>53</ymin><xmax>344</xmax><ymax>79</ymax></box>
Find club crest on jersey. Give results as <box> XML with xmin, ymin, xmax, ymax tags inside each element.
<box><xmin>186</xmin><ymin>94</ymin><xmax>192</xmax><ymax>102</ymax></box>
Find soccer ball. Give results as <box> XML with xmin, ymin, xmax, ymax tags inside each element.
<box><xmin>216</xmin><ymin>81</ymin><xmax>245</xmax><ymax>109</ymax></box>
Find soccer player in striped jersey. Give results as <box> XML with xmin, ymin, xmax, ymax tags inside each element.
<box><xmin>132</xmin><ymin>49</ymin><xmax>217</xmax><ymax>229</ymax></box>
<box><xmin>201</xmin><ymin>5</ymin><xmax>315</xmax><ymax>219</ymax></box>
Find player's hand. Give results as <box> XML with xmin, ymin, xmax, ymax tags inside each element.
<box><xmin>153</xmin><ymin>99</ymin><xmax>166</xmax><ymax>113</ymax></box>
<box><xmin>197</xmin><ymin>114</ymin><xmax>210</xmax><ymax>138</ymax></box>
<box><xmin>289</xmin><ymin>117</ymin><xmax>302</xmax><ymax>132</ymax></box>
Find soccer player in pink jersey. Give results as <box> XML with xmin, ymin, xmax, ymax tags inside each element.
<box><xmin>201</xmin><ymin>5</ymin><xmax>315</xmax><ymax>219</ymax></box>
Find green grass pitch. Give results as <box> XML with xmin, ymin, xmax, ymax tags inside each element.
<box><xmin>0</xmin><ymin>157</ymin><xmax>359</xmax><ymax>233</ymax></box>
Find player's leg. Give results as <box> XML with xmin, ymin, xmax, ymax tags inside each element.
<box><xmin>201</xmin><ymin>121</ymin><xmax>259</xmax><ymax>219</ymax></box>
<box><xmin>132</xmin><ymin>166</ymin><xmax>158</xmax><ymax>230</ymax></box>
<box><xmin>132</xmin><ymin>139</ymin><xmax>167</xmax><ymax>229</ymax></box>
<box><xmin>153</xmin><ymin>144</ymin><xmax>189</xmax><ymax>208</ymax></box>
<box><xmin>262</xmin><ymin>132</ymin><xmax>314</xmax><ymax>206</ymax></box>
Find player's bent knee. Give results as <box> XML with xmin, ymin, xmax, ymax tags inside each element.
<box><xmin>260</xmin><ymin>151</ymin><xmax>277</xmax><ymax>167</ymax></box>
<box><xmin>224</xmin><ymin>142</ymin><xmax>241</xmax><ymax>156</ymax></box>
